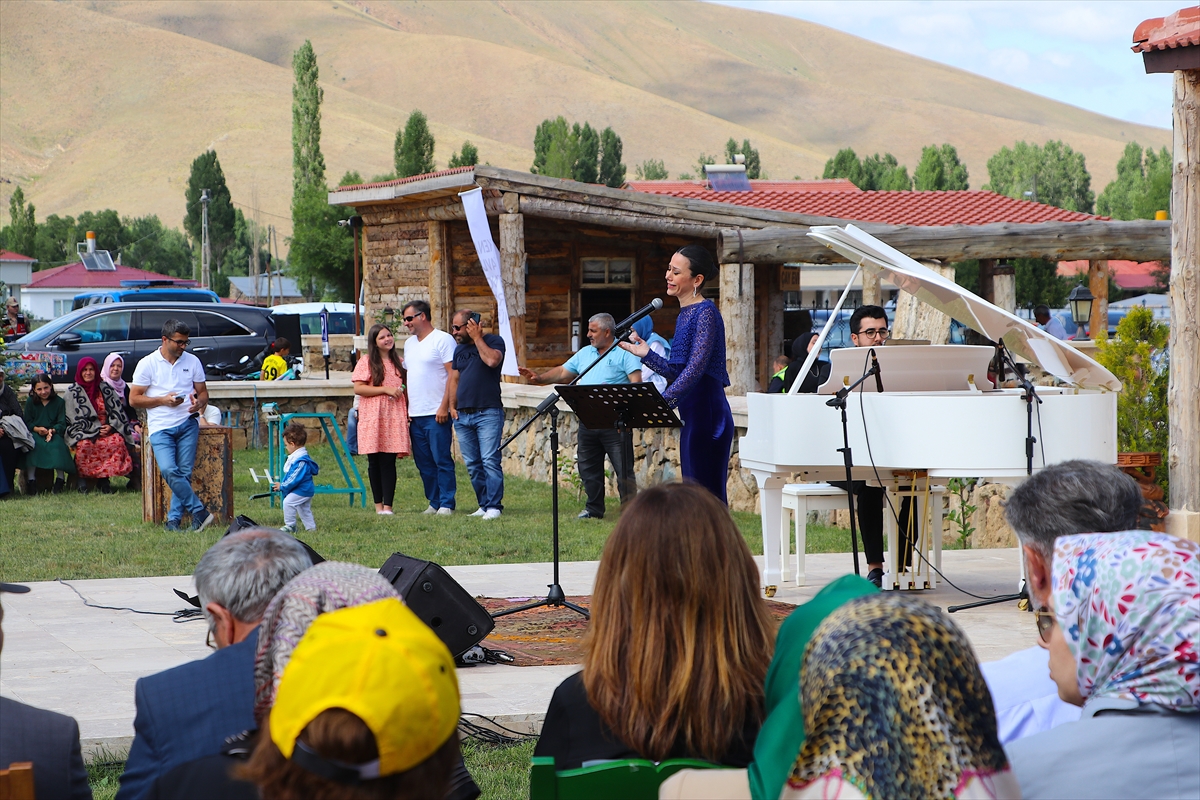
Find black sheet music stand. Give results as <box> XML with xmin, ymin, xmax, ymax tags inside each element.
<box><xmin>555</xmin><ymin>383</ymin><xmax>681</xmax><ymax>435</ymax></box>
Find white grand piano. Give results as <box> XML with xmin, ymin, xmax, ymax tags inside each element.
<box><xmin>740</xmin><ymin>226</ymin><xmax>1120</xmax><ymax>592</ymax></box>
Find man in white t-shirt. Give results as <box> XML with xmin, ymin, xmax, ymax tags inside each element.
<box><xmin>130</xmin><ymin>318</ymin><xmax>215</xmax><ymax>532</ymax></box>
<box><xmin>401</xmin><ymin>301</ymin><xmax>458</xmax><ymax>515</ymax></box>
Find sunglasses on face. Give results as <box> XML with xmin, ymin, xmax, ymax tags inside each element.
<box><xmin>1034</xmin><ymin>609</ymin><xmax>1057</xmax><ymax>643</ymax></box>
<box><xmin>403</xmin><ymin>313</ymin><xmax>424</xmax><ymax>322</ymax></box>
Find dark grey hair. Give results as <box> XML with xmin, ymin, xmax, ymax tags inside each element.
<box><xmin>403</xmin><ymin>299</ymin><xmax>431</xmax><ymax>319</ymax></box>
<box><xmin>588</xmin><ymin>313</ymin><xmax>616</xmax><ymax>332</ymax></box>
<box><xmin>160</xmin><ymin>318</ymin><xmax>190</xmax><ymax>338</ymax></box>
<box><xmin>194</xmin><ymin>529</ymin><xmax>312</xmax><ymax>624</ymax></box>
<box><xmin>1003</xmin><ymin>459</ymin><xmax>1142</xmax><ymax>559</ymax></box>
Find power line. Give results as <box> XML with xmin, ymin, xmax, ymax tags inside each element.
<box><xmin>230</xmin><ymin>200</ymin><xmax>292</xmax><ymax>222</ymax></box>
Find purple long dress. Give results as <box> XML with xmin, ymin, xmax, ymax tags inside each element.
<box><xmin>641</xmin><ymin>299</ymin><xmax>734</xmax><ymax>503</ymax></box>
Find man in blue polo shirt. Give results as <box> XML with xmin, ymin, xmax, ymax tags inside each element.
<box><xmin>520</xmin><ymin>313</ymin><xmax>641</xmax><ymax>519</ymax></box>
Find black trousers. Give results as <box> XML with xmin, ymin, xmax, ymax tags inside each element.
<box><xmin>367</xmin><ymin>452</ymin><xmax>397</xmax><ymax>506</ymax></box>
<box><xmin>0</xmin><ymin>435</ymin><xmax>17</xmax><ymax>496</ymax></box>
<box><xmin>829</xmin><ymin>481</ymin><xmax>913</xmax><ymax>568</ymax></box>
<box><xmin>577</xmin><ymin>427</ymin><xmax>636</xmax><ymax>518</ymax></box>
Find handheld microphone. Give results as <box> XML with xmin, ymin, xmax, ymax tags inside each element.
<box><xmin>614</xmin><ymin>298</ymin><xmax>663</xmax><ymax>334</ymax></box>
<box><xmin>869</xmin><ymin>348</ymin><xmax>884</xmax><ymax>393</ymax></box>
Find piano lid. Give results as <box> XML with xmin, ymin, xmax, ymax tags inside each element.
<box><xmin>807</xmin><ymin>225</ymin><xmax>1122</xmax><ymax>392</ymax></box>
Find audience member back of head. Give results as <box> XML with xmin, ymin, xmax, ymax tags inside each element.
<box><xmin>1005</xmin><ymin>530</ymin><xmax>1200</xmax><ymax>800</ymax></box>
<box><xmin>534</xmin><ymin>482</ymin><xmax>775</xmax><ymax>770</ymax></box>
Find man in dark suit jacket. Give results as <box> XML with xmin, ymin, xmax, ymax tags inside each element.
<box><xmin>1</xmin><ymin>581</ymin><xmax>93</xmax><ymax>800</ymax></box>
<box><xmin>116</xmin><ymin>530</ymin><xmax>312</xmax><ymax>800</ymax></box>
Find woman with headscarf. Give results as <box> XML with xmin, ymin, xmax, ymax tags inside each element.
<box><xmin>148</xmin><ymin>562</ymin><xmax>481</xmax><ymax>800</ymax></box>
<box><xmin>781</xmin><ymin>332</ymin><xmax>831</xmax><ymax>394</ymax></box>
<box><xmin>23</xmin><ymin>373</ymin><xmax>74</xmax><ymax>494</ymax></box>
<box><xmin>102</xmin><ymin>352</ymin><xmax>141</xmax><ymax>490</ymax></box>
<box><xmin>65</xmin><ymin>356</ymin><xmax>132</xmax><ymax>493</ymax></box>
<box><xmin>665</xmin><ymin>593</ymin><xmax>1018</xmax><ymax>799</ymax></box>
<box><xmin>1006</xmin><ymin>530</ymin><xmax>1199</xmax><ymax>799</ymax></box>
<box><xmin>631</xmin><ymin>315</ymin><xmax>671</xmax><ymax>395</ymax></box>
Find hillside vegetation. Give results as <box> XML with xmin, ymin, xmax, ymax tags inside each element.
<box><xmin>0</xmin><ymin>0</ymin><xmax>1171</xmax><ymax>241</ymax></box>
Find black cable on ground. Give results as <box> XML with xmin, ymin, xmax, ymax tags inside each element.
<box><xmin>56</xmin><ymin>579</ymin><xmax>204</xmax><ymax>622</ymax></box>
<box><xmin>457</xmin><ymin>713</ymin><xmax>538</xmax><ymax>746</ymax></box>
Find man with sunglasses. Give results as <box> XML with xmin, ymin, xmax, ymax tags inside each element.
<box><xmin>401</xmin><ymin>300</ymin><xmax>458</xmax><ymax>516</ymax></box>
<box><xmin>981</xmin><ymin>459</ymin><xmax>1142</xmax><ymax>744</ymax></box>
<box><xmin>130</xmin><ymin>319</ymin><xmax>214</xmax><ymax>531</ymax></box>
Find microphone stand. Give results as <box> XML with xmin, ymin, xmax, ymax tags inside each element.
<box><xmin>825</xmin><ymin>356</ymin><xmax>882</xmax><ymax>576</ymax></box>
<box><xmin>997</xmin><ymin>342</ymin><xmax>1041</xmax><ymax>476</ymax></box>
<box><xmin>492</xmin><ymin>329</ymin><xmax>643</xmax><ymax>620</ymax></box>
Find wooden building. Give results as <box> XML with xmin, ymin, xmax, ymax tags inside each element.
<box><xmin>328</xmin><ymin>166</ymin><xmax>1169</xmax><ymax>394</ymax></box>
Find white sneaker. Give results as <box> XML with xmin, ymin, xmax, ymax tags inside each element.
<box><xmin>436</xmin><ymin>508</ymin><xmax>454</xmax><ymax>516</ymax></box>
<box><xmin>377</xmin><ymin>509</ymin><xmax>394</xmax><ymax>516</ymax></box>
<box><xmin>470</xmin><ymin>508</ymin><xmax>486</xmax><ymax>517</ymax></box>
<box><xmin>482</xmin><ymin>508</ymin><xmax>502</xmax><ymax>520</ymax></box>
<box><xmin>423</xmin><ymin>505</ymin><xmax>438</xmax><ymax>515</ymax></box>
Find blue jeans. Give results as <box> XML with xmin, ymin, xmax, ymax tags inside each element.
<box><xmin>148</xmin><ymin>417</ymin><xmax>206</xmax><ymax>523</ymax></box>
<box><xmin>410</xmin><ymin>415</ymin><xmax>457</xmax><ymax>510</ymax></box>
<box><xmin>347</xmin><ymin>407</ymin><xmax>358</xmax><ymax>456</ymax></box>
<box><xmin>453</xmin><ymin>407</ymin><xmax>504</xmax><ymax>510</ymax></box>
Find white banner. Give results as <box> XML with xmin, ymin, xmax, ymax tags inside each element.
<box><xmin>458</xmin><ymin>188</ymin><xmax>519</xmax><ymax>376</ymax></box>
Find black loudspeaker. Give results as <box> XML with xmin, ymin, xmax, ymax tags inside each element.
<box><xmin>379</xmin><ymin>553</ymin><xmax>494</xmax><ymax>658</ymax></box>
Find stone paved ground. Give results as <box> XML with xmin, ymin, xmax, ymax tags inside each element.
<box><xmin>0</xmin><ymin>550</ymin><xmax>1031</xmax><ymax>759</ymax></box>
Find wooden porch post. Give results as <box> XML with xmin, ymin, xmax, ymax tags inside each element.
<box><xmin>861</xmin><ymin>269</ymin><xmax>881</xmax><ymax>306</ymax></box>
<box><xmin>1169</xmin><ymin>67</ymin><xmax>1199</xmax><ymax>542</ymax></box>
<box><xmin>720</xmin><ymin>261</ymin><xmax>756</xmax><ymax>394</ymax></box>
<box><xmin>499</xmin><ymin>212</ymin><xmax>527</xmax><ymax>374</ymax></box>
<box><xmin>427</xmin><ymin>220</ymin><xmax>452</xmax><ymax>332</ymax></box>
<box><xmin>978</xmin><ymin>259</ymin><xmax>997</xmax><ymax>303</ymax></box>
<box><xmin>992</xmin><ymin>262</ymin><xmax>1016</xmax><ymax>313</ymax></box>
<box><xmin>1087</xmin><ymin>260</ymin><xmax>1110</xmax><ymax>337</ymax></box>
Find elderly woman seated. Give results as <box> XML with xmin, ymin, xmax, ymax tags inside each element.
<box><xmin>1005</xmin><ymin>530</ymin><xmax>1200</xmax><ymax>799</ymax></box>
<box><xmin>66</xmin><ymin>357</ymin><xmax>132</xmax><ymax>494</ymax></box>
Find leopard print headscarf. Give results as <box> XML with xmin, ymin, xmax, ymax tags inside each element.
<box><xmin>787</xmin><ymin>594</ymin><xmax>1011</xmax><ymax>799</ymax></box>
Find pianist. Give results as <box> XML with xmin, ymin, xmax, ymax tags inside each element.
<box><xmin>827</xmin><ymin>305</ymin><xmax>912</xmax><ymax>588</ymax></box>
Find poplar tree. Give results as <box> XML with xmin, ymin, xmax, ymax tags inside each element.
<box><xmin>396</xmin><ymin>111</ymin><xmax>436</xmax><ymax>178</ymax></box>
<box><xmin>292</xmin><ymin>40</ymin><xmax>326</xmax><ymax>196</ymax></box>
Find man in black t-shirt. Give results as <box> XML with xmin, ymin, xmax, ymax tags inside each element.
<box><xmin>447</xmin><ymin>309</ymin><xmax>506</xmax><ymax>520</ymax></box>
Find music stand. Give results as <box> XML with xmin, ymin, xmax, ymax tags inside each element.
<box><xmin>555</xmin><ymin>383</ymin><xmax>680</xmax><ymax>435</ymax></box>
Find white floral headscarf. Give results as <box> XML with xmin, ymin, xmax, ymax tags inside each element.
<box><xmin>1052</xmin><ymin>530</ymin><xmax>1199</xmax><ymax>710</ymax></box>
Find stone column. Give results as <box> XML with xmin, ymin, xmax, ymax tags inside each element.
<box><xmin>1168</xmin><ymin>68</ymin><xmax>1200</xmax><ymax>543</ymax></box>
<box><xmin>893</xmin><ymin>260</ymin><xmax>956</xmax><ymax>343</ymax></box>
<box><xmin>720</xmin><ymin>262</ymin><xmax>756</xmax><ymax>395</ymax></box>
<box><xmin>499</xmin><ymin>212</ymin><xmax>527</xmax><ymax>372</ymax></box>
<box><xmin>862</xmin><ymin>268</ymin><xmax>881</xmax><ymax>306</ymax></box>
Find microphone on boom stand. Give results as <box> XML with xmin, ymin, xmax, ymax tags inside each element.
<box><xmin>614</xmin><ymin>298</ymin><xmax>663</xmax><ymax>337</ymax></box>
<box><xmin>870</xmin><ymin>348</ymin><xmax>884</xmax><ymax>393</ymax></box>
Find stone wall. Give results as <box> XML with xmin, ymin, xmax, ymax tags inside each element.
<box><xmin>358</xmin><ymin>211</ymin><xmax>431</xmax><ymax>326</ymax></box>
<box><xmin>301</xmin><ymin>334</ymin><xmax>356</xmax><ymax>374</ymax></box>
<box><xmin>206</xmin><ymin>380</ymin><xmax>356</xmax><ymax>450</ymax></box>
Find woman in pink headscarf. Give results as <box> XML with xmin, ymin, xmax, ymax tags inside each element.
<box><xmin>102</xmin><ymin>352</ymin><xmax>141</xmax><ymax>490</ymax></box>
<box><xmin>65</xmin><ymin>356</ymin><xmax>132</xmax><ymax>493</ymax></box>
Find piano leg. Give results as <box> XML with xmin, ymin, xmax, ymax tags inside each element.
<box><xmin>753</xmin><ymin>471</ymin><xmax>787</xmax><ymax>596</ymax></box>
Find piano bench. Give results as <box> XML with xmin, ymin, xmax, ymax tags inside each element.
<box><xmin>781</xmin><ymin>483</ymin><xmax>851</xmax><ymax>587</ymax></box>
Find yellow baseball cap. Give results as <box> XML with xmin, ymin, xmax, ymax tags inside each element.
<box><xmin>269</xmin><ymin>598</ymin><xmax>460</xmax><ymax>781</ymax></box>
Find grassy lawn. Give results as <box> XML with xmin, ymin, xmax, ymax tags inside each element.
<box><xmin>1</xmin><ymin>443</ymin><xmax>854</xmax><ymax>582</ymax></box>
<box><xmin>87</xmin><ymin>740</ymin><xmax>538</xmax><ymax>800</ymax></box>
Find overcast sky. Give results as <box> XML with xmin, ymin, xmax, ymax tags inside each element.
<box><xmin>709</xmin><ymin>1</ymin><xmax>1178</xmax><ymax>129</ymax></box>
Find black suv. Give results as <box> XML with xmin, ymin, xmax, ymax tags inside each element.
<box><xmin>9</xmin><ymin>302</ymin><xmax>276</xmax><ymax>381</ymax></box>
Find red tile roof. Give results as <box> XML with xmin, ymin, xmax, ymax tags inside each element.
<box><xmin>25</xmin><ymin>261</ymin><xmax>196</xmax><ymax>289</ymax></box>
<box><xmin>1059</xmin><ymin>260</ymin><xmax>1164</xmax><ymax>291</ymax></box>
<box><xmin>1132</xmin><ymin>6</ymin><xmax>1199</xmax><ymax>52</ymax></box>
<box><xmin>626</xmin><ymin>179</ymin><xmax>861</xmax><ymax>194</ymax></box>
<box><xmin>625</xmin><ymin>187</ymin><xmax>1104</xmax><ymax>225</ymax></box>
<box><xmin>0</xmin><ymin>250</ymin><xmax>36</xmax><ymax>261</ymax></box>
<box><xmin>335</xmin><ymin>166</ymin><xmax>475</xmax><ymax>192</ymax></box>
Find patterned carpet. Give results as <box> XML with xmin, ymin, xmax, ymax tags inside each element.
<box><xmin>476</xmin><ymin>596</ymin><xmax>797</xmax><ymax>667</ymax></box>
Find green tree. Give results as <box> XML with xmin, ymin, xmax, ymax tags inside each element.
<box><xmin>822</xmin><ymin>149</ymin><xmax>910</xmax><ymax>190</ymax></box>
<box><xmin>598</xmin><ymin>127</ymin><xmax>625</xmax><ymax>187</ymax></box>
<box><xmin>287</xmin><ymin>170</ymin><xmax>357</xmax><ymax>302</ymax></box>
<box><xmin>1095</xmin><ymin>306</ymin><xmax>1170</xmax><ymax>499</ymax></box>
<box><xmin>914</xmin><ymin>144</ymin><xmax>969</xmax><ymax>191</ymax></box>
<box><xmin>3</xmin><ymin>187</ymin><xmax>37</xmax><ymax>258</ymax></box>
<box><xmin>448</xmin><ymin>140</ymin><xmax>479</xmax><ymax>168</ymax></box>
<box><xmin>1097</xmin><ymin>142</ymin><xmax>1172</xmax><ymax>220</ymax></box>
<box><xmin>183</xmin><ymin>151</ymin><xmax>237</xmax><ymax>273</ymax></box>
<box><xmin>635</xmin><ymin>159</ymin><xmax>669</xmax><ymax>180</ymax></box>
<box><xmin>724</xmin><ymin>137</ymin><xmax>761</xmax><ymax>179</ymax></box>
<box><xmin>291</xmin><ymin>40</ymin><xmax>326</xmax><ymax>196</ymax></box>
<box><xmin>396</xmin><ymin>110</ymin><xmax>436</xmax><ymax>178</ymax></box>
<box><xmin>531</xmin><ymin>117</ymin><xmax>573</xmax><ymax>177</ymax></box>
<box><xmin>696</xmin><ymin>152</ymin><xmax>717</xmax><ymax>177</ymax></box>
<box><xmin>121</xmin><ymin>215</ymin><xmax>195</xmax><ymax>279</ymax></box>
<box><xmin>985</xmin><ymin>140</ymin><xmax>1094</xmax><ymax>212</ymax></box>
<box><xmin>33</xmin><ymin>214</ymin><xmax>77</xmax><ymax>268</ymax></box>
<box><xmin>392</xmin><ymin>127</ymin><xmax>404</xmax><ymax>177</ymax></box>
<box><xmin>574</xmin><ymin>123</ymin><xmax>600</xmax><ymax>183</ymax></box>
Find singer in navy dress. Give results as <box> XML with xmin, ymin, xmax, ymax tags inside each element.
<box><xmin>621</xmin><ymin>245</ymin><xmax>734</xmax><ymax>503</ymax></box>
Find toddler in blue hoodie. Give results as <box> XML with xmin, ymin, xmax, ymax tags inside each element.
<box><xmin>273</xmin><ymin>423</ymin><xmax>319</xmax><ymax>532</ymax></box>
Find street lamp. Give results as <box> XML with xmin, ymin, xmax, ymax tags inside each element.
<box><xmin>1068</xmin><ymin>284</ymin><xmax>1094</xmax><ymax>339</ymax></box>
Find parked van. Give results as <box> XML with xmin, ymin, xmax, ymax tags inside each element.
<box><xmin>269</xmin><ymin>302</ymin><xmax>361</xmax><ymax>335</ymax></box>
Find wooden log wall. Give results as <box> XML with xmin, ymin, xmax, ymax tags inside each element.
<box><xmin>358</xmin><ymin>205</ymin><xmax>432</xmax><ymax>326</ymax></box>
